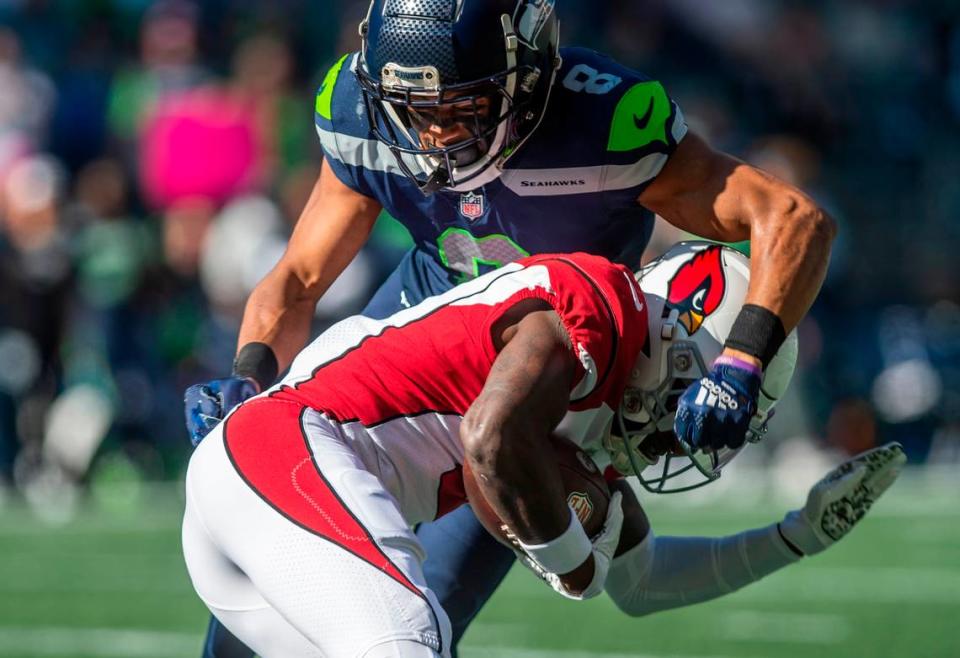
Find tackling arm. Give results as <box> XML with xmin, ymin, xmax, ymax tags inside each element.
<box><xmin>640</xmin><ymin>132</ymin><xmax>836</xmax><ymax>453</ymax></box>
<box><xmin>237</xmin><ymin>159</ymin><xmax>382</xmax><ymax>375</ymax></box>
<box><xmin>184</xmin><ymin>161</ymin><xmax>382</xmax><ymax>445</ymax></box>
<box><xmin>640</xmin><ymin>132</ymin><xmax>836</xmax><ymax>365</ymax></box>
<box><xmin>607</xmin><ymin>479</ymin><xmax>800</xmax><ymax>617</ymax></box>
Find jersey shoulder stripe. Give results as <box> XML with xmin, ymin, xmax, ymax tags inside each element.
<box><xmin>556</xmin><ymin>47</ymin><xmax>688</xmax><ymax>158</ymax></box>
<box><xmin>313</xmin><ymin>53</ymin><xmax>417</xmax><ymax>194</ymax></box>
<box><xmin>273</xmin><ymin>262</ymin><xmax>568</xmax><ymax>426</ymax></box>
<box><xmin>272</xmin><ymin>255</ymin><xmax>642</xmax><ymax>425</ymax></box>
<box><xmin>315</xmin><ymin>53</ymin><xmax>350</xmax><ymax>122</ymax></box>
<box><xmin>607</xmin><ymin>79</ymin><xmax>683</xmax><ymax>154</ymax></box>
<box><xmin>280</xmin><ymin>262</ymin><xmax>528</xmax><ymax>392</ymax></box>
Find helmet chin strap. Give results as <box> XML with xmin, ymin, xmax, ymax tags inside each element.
<box><xmin>446</xmin><ymin>160</ymin><xmax>506</xmax><ymax>192</ymax></box>
<box><xmin>419</xmin><ymin>145</ymin><xmax>504</xmax><ymax>194</ymax></box>
<box><xmin>422</xmin><ymin>168</ymin><xmax>450</xmax><ymax>195</ymax></box>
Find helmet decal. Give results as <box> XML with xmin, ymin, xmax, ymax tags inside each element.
<box><xmin>666</xmin><ymin>245</ymin><xmax>726</xmax><ymax>336</ymax></box>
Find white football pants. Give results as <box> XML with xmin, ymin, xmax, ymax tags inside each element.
<box><xmin>182</xmin><ymin>399</ymin><xmax>451</xmax><ymax>657</ymax></box>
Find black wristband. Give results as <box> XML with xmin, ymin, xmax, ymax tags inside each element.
<box><xmin>724</xmin><ymin>304</ymin><xmax>787</xmax><ymax>369</ymax></box>
<box><xmin>232</xmin><ymin>342</ymin><xmax>279</xmax><ymax>392</ymax></box>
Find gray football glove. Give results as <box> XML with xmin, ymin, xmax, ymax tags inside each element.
<box><xmin>780</xmin><ymin>442</ymin><xmax>906</xmax><ymax>556</ymax></box>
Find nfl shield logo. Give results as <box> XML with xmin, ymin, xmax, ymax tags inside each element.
<box><xmin>459</xmin><ymin>192</ymin><xmax>485</xmax><ymax>221</ymax></box>
<box><xmin>566</xmin><ymin>492</ymin><xmax>594</xmax><ymax>526</ymax></box>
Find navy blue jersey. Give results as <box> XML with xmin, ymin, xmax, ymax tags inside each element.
<box><xmin>315</xmin><ymin>47</ymin><xmax>687</xmax><ymax>287</ymax></box>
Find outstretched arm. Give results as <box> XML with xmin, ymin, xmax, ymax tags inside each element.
<box><xmin>237</xmin><ymin>159</ymin><xmax>382</xmax><ymax>375</ymax></box>
<box><xmin>183</xmin><ymin>161</ymin><xmax>381</xmax><ymax>445</ymax></box>
<box><xmin>640</xmin><ymin>132</ymin><xmax>836</xmax><ymax>453</ymax></box>
<box><xmin>606</xmin><ymin>443</ymin><xmax>905</xmax><ymax>616</ymax></box>
<box><xmin>641</xmin><ymin>132</ymin><xmax>835</xmax><ymax>341</ymax></box>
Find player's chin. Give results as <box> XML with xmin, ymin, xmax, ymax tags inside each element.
<box><xmin>450</xmin><ymin>141</ymin><xmax>489</xmax><ymax>168</ymax></box>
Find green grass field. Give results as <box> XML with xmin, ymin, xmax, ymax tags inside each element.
<box><xmin>0</xmin><ymin>471</ymin><xmax>957</xmax><ymax>658</ymax></box>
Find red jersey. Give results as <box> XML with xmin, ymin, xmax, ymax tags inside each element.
<box><xmin>249</xmin><ymin>254</ymin><xmax>648</xmax><ymax>524</ymax></box>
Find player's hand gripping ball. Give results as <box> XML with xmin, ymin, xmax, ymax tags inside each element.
<box><xmin>463</xmin><ymin>435</ymin><xmax>611</xmax><ymax>546</ymax></box>
<box><xmin>780</xmin><ymin>442</ymin><xmax>906</xmax><ymax>556</ymax></box>
<box><xmin>674</xmin><ymin>360</ymin><xmax>761</xmax><ymax>452</ymax></box>
<box><xmin>463</xmin><ymin>436</ymin><xmax>621</xmax><ymax>600</ymax></box>
<box><xmin>184</xmin><ymin>377</ymin><xmax>259</xmax><ymax>446</ymax></box>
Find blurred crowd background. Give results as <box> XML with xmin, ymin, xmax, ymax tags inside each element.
<box><xmin>0</xmin><ymin>0</ymin><xmax>958</xmax><ymax>514</ymax></box>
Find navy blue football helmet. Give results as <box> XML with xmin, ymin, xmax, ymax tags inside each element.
<box><xmin>357</xmin><ymin>0</ymin><xmax>561</xmax><ymax>194</ymax></box>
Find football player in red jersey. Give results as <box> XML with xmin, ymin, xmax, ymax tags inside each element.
<box><xmin>182</xmin><ymin>247</ymin><xmax>904</xmax><ymax>658</ymax></box>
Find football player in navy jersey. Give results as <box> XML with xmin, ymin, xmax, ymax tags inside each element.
<box><xmin>185</xmin><ymin>1</ymin><xmax>836</xmax><ymax>655</ymax></box>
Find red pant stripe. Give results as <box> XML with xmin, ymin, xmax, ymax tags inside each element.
<box><xmin>222</xmin><ymin>400</ymin><xmax>423</xmax><ymax>598</ymax></box>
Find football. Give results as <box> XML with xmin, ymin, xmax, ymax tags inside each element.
<box><xmin>463</xmin><ymin>435</ymin><xmax>610</xmax><ymax>550</ymax></box>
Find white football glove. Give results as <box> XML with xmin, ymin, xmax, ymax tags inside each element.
<box><xmin>779</xmin><ymin>442</ymin><xmax>906</xmax><ymax>556</ymax></box>
<box><xmin>518</xmin><ymin>491</ymin><xmax>624</xmax><ymax>601</ymax></box>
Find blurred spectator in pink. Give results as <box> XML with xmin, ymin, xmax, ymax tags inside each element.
<box><xmin>138</xmin><ymin>85</ymin><xmax>263</xmax><ymax>210</ymax></box>
<box><xmin>137</xmin><ymin>31</ymin><xmax>310</xmax><ymax>224</ymax></box>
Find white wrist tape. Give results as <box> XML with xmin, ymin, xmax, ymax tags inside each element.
<box><xmin>517</xmin><ymin>506</ymin><xmax>592</xmax><ymax>575</ymax></box>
